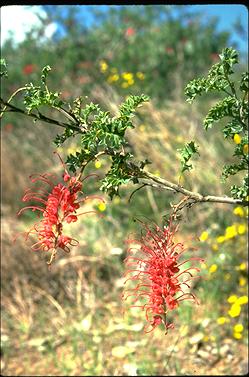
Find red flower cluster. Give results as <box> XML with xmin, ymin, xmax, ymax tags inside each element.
<box><xmin>125</xmin><ymin>27</ymin><xmax>135</xmax><ymax>37</ymax></box>
<box><xmin>22</xmin><ymin>64</ymin><xmax>37</xmax><ymax>75</ymax></box>
<box><xmin>17</xmin><ymin>163</ymin><xmax>103</xmax><ymax>265</ymax></box>
<box><xmin>123</xmin><ymin>219</ymin><xmax>204</xmax><ymax>334</ymax></box>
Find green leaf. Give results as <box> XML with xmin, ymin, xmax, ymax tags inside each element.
<box><xmin>178</xmin><ymin>141</ymin><xmax>199</xmax><ymax>173</ymax></box>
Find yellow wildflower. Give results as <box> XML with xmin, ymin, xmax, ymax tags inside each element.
<box><xmin>227</xmin><ymin>295</ymin><xmax>238</xmax><ymax>303</ymax></box>
<box><xmin>203</xmin><ymin>335</ymin><xmax>209</xmax><ymax>342</ymax></box>
<box><xmin>233</xmin><ymin>206</ymin><xmax>244</xmax><ymax>217</ymax></box>
<box><xmin>217</xmin><ymin>235</ymin><xmax>226</xmax><ymax>243</ymax></box>
<box><xmin>136</xmin><ymin>72</ymin><xmax>145</xmax><ymax>80</ymax></box>
<box><xmin>95</xmin><ymin>160</ymin><xmax>102</xmax><ymax>169</ymax></box>
<box><xmin>139</xmin><ymin>124</ymin><xmax>146</xmax><ymax>132</ymax></box>
<box><xmin>239</xmin><ymin>262</ymin><xmax>247</xmax><ymax>271</ymax></box>
<box><xmin>233</xmin><ymin>324</ymin><xmax>244</xmax><ymax>332</ymax></box>
<box><xmin>237</xmin><ymin>296</ymin><xmax>248</xmax><ymax>305</ymax></box>
<box><xmin>199</xmin><ymin>231</ymin><xmax>209</xmax><ymax>242</ymax></box>
<box><xmin>225</xmin><ymin>225</ymin><xmax>237</xmax><ymax>239</ymax></box>
<box><xmin>228</xmin><ymin>303</ymin><xmax>241</xmax><ymax>317</ymax></box>
<box><xmin>243</xmin><ymin>144</ymin><xmax>249</xmax><ymax>154</ymax></box>
<box><xmin>100</xmin><ymin>60</ymin><xmax>108</xmax><ymax>73</ymax></box>
<box><xmin>122</xmin><ymin>72</ymin><xmax>133</xmax><ymax>81</ymax></box>
<box><xmin>212</xmin><ymin>244</ymin><xmax>218</xmax><ymax>251</ymax></box>
<box><xmin>98</xmin><ymin>203</ymin><xmax>106</xmax><ymax>212</ymax></box>
<box><xmin>209</xmin><ymin>264</ymin><xmax>218</xmax><ymax>274</ymax></box>
<box><xmin>233</xmin><ymin>332</ymin><xmax>242</xmax><ymax>339</ymax></box>
<box><xmin>233</xmin><ymin>134</ymin><xmax>241</xmax><ymax>144</ymax></box>
<box><xmin>225</xmin><ymin>273</ymin><xmax>231</xmax><ymax>280</ymax></box>
<box><xmin>239</xmin><ymin>277</ymin><xmax>247</xmax><ymax>287</ymax></box>
<box><xmin>121</xmin><ymin>82</ymin><xmax>129</xmax><ymax>88</ymax></box>
<box><xmin>127</xmin><ymin>78</ymin><xmax>134</xmax><ymax>86</ymax></box>
<box><xmin>107</xmin><ymin>74</ymin><xmax>119</xmax><ymax>83</ymax></box>
<box><xmin>217</xmin><ymin>317</ymin><xmax>229</xmax><ymax>325</ymax></box>
<box><xmin>238</xmin><ymin>224</ymin><xmax>246</xmax><ymax>235</ymax></box>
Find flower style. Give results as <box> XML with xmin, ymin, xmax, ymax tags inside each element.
<box><xmin>122</xmin><ymin>219</ymin><xmax>204</xmax><ymax>334</ymax></box>
<box><xmin>17</xmin><ymin>156</ymin><xmax>103</xmax><ymax>265</ymax></box>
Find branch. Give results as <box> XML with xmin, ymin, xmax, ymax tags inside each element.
<box><xmin>139</xmin><ymin>170</ymin><xmax>246</xmax><ymax>205</ymax></box>
<box><xmin>0</xmin><ymin>98</ymin><xmax>81</xmax><ymax>132</ymax></box>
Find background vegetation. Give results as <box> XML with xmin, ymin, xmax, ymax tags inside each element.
<box><xmin>1</xmin><ymin>5</ymin><xmax>248</xmax><ymax>375</ymax></box>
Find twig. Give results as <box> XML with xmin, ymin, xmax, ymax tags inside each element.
<box><xmin>140</xmin><ymin>170</ymin><xmax>246</xmax><ymax>205</ymax></box>
<box><xmin>0</xmin><ymin>98</ymin><xmax>80</xmax><ymax>131</ymax></box>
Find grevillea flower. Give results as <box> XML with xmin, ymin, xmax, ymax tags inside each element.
<box><xmin>122</xmin><ymin>219</ymin><xmax>204</xmax><ymax>334</ymax></box>
<box><xmin>17</xmin><ymin>155</ymin><xmax>104</xmax><ymax>265</ymax></box>
<box><xmin>22</xmin><ymin>64</ymin><xmax>37</xmax><ymax>75</ymax></box>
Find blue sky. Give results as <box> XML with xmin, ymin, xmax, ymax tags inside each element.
<box><xmin>188</xmin><ymin>4</ymin><xmax>248</xmax><ymax>52</ymax></box>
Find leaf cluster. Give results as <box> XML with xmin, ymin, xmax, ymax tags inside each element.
<box><xmin>185</xmin><ymin>47</ymin><xmax>248</xmax><ymax>200</ymax></box>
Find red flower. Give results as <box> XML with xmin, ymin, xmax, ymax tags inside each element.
<box><xmin>23</xmin><ymin>64</ymin><xmax>36</xmax><ymax>75</ymax></box>
<box><xmin>125</xmin><ymin>27</ymin><xmax>135</xmax><ymax>37</ymax></box>
<box><xmin>165</xmin><ymin>47</ymin><xmax>174</xmax><ymax>55</ymax></box>
<box><xmin>4</xmin><ymin>123</ymin><xmax>13</xmax><ymax>132</ymax></box>
<box><xmin>122</xmin><ymin>219</ymin><xmax>204</xmax><ymax>334</ymax></box>
<box><xmin>17</xmin><ymin>154</ymin><xmax>104</xmax><ymax>265</ymax></box>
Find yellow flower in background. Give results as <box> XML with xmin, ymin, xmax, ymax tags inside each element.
<box><xmin>95</xmin><ymin>160</ymin><xmax>102</xmax><ymax>169</ymax></box>
<box><xmin>225</xmin><ymin>273</ymin><xmax>231</xmax><ymax>280</ymax></box>
<box><xmin>111</xmin><ymin>68</ymin><xmax>118</xmax><ymax>73</ymax></box>
<box><xmin>239</xmin><ymin>263</ymin><xmax>247</xmax><ymax>271</ymax></box>
<box><xmin>237</xmin><ymin>296</ymin><xmax>248</xmax><ymax>305</ymax></box>
<box><xmin>228</xmin><ymin>303</ymin><xmax>241</xmax><ymax>317</ymax></box>
<box><xmin>225</xmin><ymin>225</ymin><xmax>237</xmax><ymax>239</ymax></box>
<box><xmin>233</xmin><ymin>134</ymin><xmax>241</xmax><ymax>144</ymax></box>
<box><xmin>209</xmin><ymin>264</ymin><xmax>218</xmax><ymax>274</ymax></box>
<box><xmin>121</xmin><ymin>82</ymin><xmax>129</xmax><ymax>88</ymax></box>
<box><xmin>199</xmin><ymin>231</ymin><xmax>209</xmax><ymax>242</ymax></box>
<box><xmin>238</xmin><ymin>224</ymin><xmax>246</xmax><ymax>235</ymax></box>
<box><xmin>127</xmin><ymin>79</ymin><xmax>134</xmax><ymax>86</ymax></box>
<box><xmin>239</xmin><ymin>277</ymin><xmax>247</xmax><ymax>287</ymax></box>
<box><xmin>100</xmin><ymin>60</ymin><xmax>108</xmax><ymax>73</ymax></box>
<box><xmin>136</xmin><ymin>72</ymin><xmax>145</xmax><ymax>80</ymax></box>
<box><xmin>243</xmin><ymin>144</ymin><xmax>249</xmax><ymax>154</ymax></box>
<box><xmin>139</xmin><ymin>124</ymin><xmax>146</xmax><ymax>132</ymax></box>
<box><xmin>98</xmin><ymin>203</ymin><xmax>106</xmax><ymax>212</ymax></box>
<box><xmin>217</xmin><ymin>317</ymin><xmax>229</xmax><ymax>325</ymax></box>
<box><xmin>122</xmin><ymin>72</ymin><xmax>133</xmax><ymax>81</ymax></box>
<box><xmin>212</xmin><ymin>244</ymin><xmax>218</xmax><ymax>251</ymax></box>
<box><xmin>233</xmin><ymin>332</ymin><xmax>242</xmax><ymax>339</ymax></box>
<box><xmin>234</xmin><ymin>324</ymin><xmax>244</xmax><ymax>333</ymax></box>
<box><xmin>107</xmin><ymin>74</ymin><xmax>119</xmax><ymax>83</ymax></box>
<box><xmin>227</xmin><ymin>295</ymin><xmax>238</xmax><ymax>303</ymax></box>
<box><xmin>233</xmin><ymin>206</ymin><xmax>244</xmax><ymax>217</ymax></box>
<box><xmin>217</xmin><ymin>235</ymin><xmax>226</xmax><ymax>243</ymax></box>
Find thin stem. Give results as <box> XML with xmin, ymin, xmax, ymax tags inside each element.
<box><xmin>0</xmin><ymin>98</ymin><xmax>80</xmax><ymax>131</ymax></box>
<box><xmin>0</xmin><ymin>87</ymin><xmax>26</xmax><ymax>118</ymax></box>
